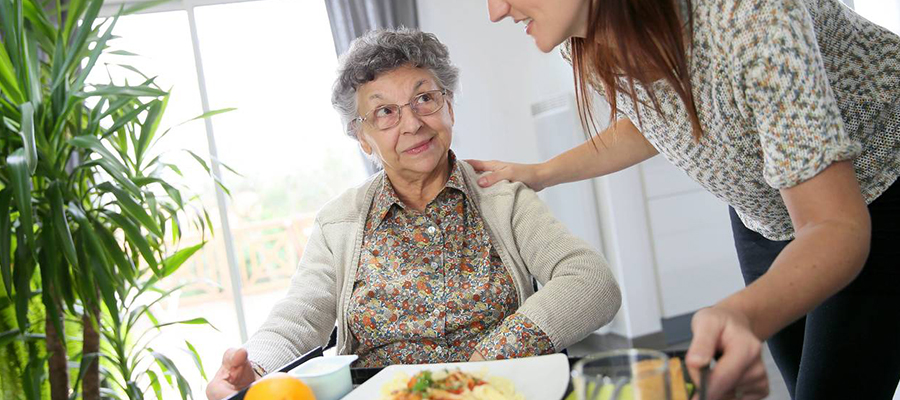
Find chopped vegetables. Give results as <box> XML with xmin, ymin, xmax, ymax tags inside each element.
<box><xmin>410</xmin><ymin>371</ymin><xmax>434</xmax><ymax>393</ymax></box>
<box><xmin>390</xmin><ymin>369</ymin><xmax>490</xmax><ymax>399</ymax></box>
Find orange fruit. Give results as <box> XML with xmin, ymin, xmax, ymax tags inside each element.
<box><xmin>245</xmin><ymin>372</ymin><xmax>315</xmax><ymax>400</ymax></box>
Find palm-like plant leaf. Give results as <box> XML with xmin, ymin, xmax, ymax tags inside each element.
<box><xmin>49</xmin><ymin>181</ymin><xmax>79</xmax><ymax>271</ymax></box>
<box><xmin>7</xmin><ymin>149</ymin><xmax>34</xmax><ymax>254</ymax></box>
<box><xmin>0</xmin><ymin>41</ymin><xmax>24</xmax><ymax>103</ymax></box>
<box><xmin>0</xmin><ymin>189</ymin><xmax>12</xmax><ymax>297</ymax></box>
<box><xmin>16</xmin><ymin>101</ymin><xmax>35</xmax><ymax>173</ymax></box>
<box><xmin>1</xmin><ymin>0</ymin><xmax>232</xmax><ymax>398</ymax></box>
<box><xmin>149</xmin><ymin>350</ymin><xmax>191</xmax><ymax>400</ymax></box>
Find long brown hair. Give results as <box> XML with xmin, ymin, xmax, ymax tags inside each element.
<box><xmin>570</xmin><ymin>0</ymin><xmax>702</xmax><ymax>140</ymax></box>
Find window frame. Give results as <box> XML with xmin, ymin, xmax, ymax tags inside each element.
<box><xmin>98</xmin><ymin>0</ymin><xmax>292</xmax><ymax>342</ymax></box>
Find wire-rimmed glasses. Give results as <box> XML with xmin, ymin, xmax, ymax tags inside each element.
<box><xmin>355</xmin><ymin>89</ymin><xmax>448</xmax><ymax>131</ymax></box>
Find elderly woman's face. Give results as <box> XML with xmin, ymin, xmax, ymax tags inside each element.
<box><xmin>356</xmin><ymin>66</ymin><xmax>454</xmax><ymax>179</ymax></box>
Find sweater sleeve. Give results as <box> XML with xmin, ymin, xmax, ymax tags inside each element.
<box><xmin>475</xmin><ymin>312</ymin><xmax>555</xmax><ymax>359</ymax></box>
<box><xmin>506</xmin><ymin>182</ymin><xmax>621</xmax><ymax>351</ymax></box>
<box><xmin>244</xmin><ymin>218</ymin><xmax>338</xmax><ymax>373</ymax></box>
<box><xmin>731</xmin><ymin>0</ymin><xmax>860</xmax><ymax>189</ymax></box>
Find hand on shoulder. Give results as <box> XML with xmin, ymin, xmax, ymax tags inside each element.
<box><xmin>466</xmin><ymin>159</ymin><xmax>547</xmax><ymax>191</ymax></box>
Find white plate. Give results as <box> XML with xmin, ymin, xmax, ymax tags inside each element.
<box><xmin>342</xmin><ymin>353</ymin><xmax>569</xmax><ymax>400</ymax></box>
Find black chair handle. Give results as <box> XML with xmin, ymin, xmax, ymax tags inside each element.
<box><xmin>325</xmin><ymin>327</ymin><xmax>338</xmax><ymax>351</ymax></box>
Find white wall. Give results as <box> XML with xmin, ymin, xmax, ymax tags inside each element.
<box><xmin>853</xmin><ymin>0</ymin><xmax>900</xmax><ymax>33</ymax></box>
<box><xmin>417</xmin><ymin>0</ymin><xmax>571</xmax><ymax>165</ymax></box>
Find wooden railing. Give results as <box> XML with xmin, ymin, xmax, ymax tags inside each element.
<box><xmin>164</xmin><ymin>213</ymin><xmax>316</xmax><ymax>306</ymax></box>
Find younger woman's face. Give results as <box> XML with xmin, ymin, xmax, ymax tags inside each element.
<box><xmin>487</xmin><ymin>0</ymin><xmax>590</xmax><ymax>52</ymax></box>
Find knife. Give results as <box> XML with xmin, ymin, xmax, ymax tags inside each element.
<box><xmin>698</xmin><ymin>364</ymin><xmax>710</xmax><ymax>400</ymax></box>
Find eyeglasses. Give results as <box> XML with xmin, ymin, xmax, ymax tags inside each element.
<box><xmin>355</xmin><ymin>89</ymin><xmax>449</xmax><ymax>131</ymax></box>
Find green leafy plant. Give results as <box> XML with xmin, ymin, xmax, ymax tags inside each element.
<box><xmin>98</xmin><ymin>254</ymin><xmax>212</xmax><ymax>400</ymax></box>
<box><xmin>0</xmin><ymin>0</ymin><xmax>230</xmax><ymax>399</ymax></box>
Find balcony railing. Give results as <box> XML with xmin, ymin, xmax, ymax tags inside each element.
<box><xmin>165</xmin><ymin>213</ymin><xmax>316</xmax><ymax>306</ymax></box>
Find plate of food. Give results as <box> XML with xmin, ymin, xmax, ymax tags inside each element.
<box><xmin>342</xmin><ymin>353</ymin><xmax>569</xmax><ymax>400</ymax></box>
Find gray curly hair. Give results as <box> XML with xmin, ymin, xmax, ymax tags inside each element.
<box><xmin>332</xmin><ymin>28</ymin><xmax>460</xmax><ymax>139</ymax></box>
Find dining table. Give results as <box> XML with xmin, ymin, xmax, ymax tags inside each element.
<box><xmin>348</xmin><ymin>349</ymin><xmax>692</xmax><ymax>398</ymax></box>
<box><xmin>225</xmin><ymin>346</ymin><xmax>692</xmax><ymax>400</ymax></box>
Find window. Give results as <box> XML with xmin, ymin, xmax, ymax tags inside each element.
<box><xmin>190</xmin><ymin>0</ymin><xmax>366</xmax><ymax>336</ymax></box>
<box><xmin>94</xmin><ymin>0</ymin><xmax>366</xmax><ymax>396</ymax></box>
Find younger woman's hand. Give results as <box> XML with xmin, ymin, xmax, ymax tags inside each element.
<box><xmin>686</xmin><ymin>306</ymin><xmax>769</xmax><ymax>400</ymax></box>
<box><xmin>466</xmin><ymin>159</ymin><xmax>547</xmax><ymax>191</ymax></box>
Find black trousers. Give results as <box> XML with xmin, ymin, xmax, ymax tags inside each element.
<box><xmin>729</xmin><ymin>180</ymin><xmax>900</xmax><ymax>400</ymax></box>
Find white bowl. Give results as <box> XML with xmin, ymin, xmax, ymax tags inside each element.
<box><xmin>289</xmin><ymin>354</ymin><xmax>358</xmax><ymax>400</ymax></box>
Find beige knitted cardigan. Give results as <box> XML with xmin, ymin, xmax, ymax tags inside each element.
<box><xmin>244</xmin><ymin>160</ymin><xmax>622</xmax><ymax>372</ymax></box>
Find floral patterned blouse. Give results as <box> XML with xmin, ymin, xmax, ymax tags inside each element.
<box><xmin>348</xmin><ymin>155</ymin><xmax>555</xmax><ymax>367</ymax></box>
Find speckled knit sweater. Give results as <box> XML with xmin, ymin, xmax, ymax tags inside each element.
<box><xmin>582</xmin><ymin>0</ymin><xmax>899</xmax><ymax>240</ymax></box>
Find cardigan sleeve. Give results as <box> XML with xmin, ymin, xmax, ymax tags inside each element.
<box><xmin>505</xmin><ymin>182</ymin><xmax>621</xmax><ymax>351</ymax></box>
<box><xmin>475</xmin><ymin>312</ymin><xmax>555</xmax><ymax>359</ymax></box>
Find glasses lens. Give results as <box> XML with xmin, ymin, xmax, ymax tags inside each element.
<box><xmin>412</xmin><ymin>91</ymin><xmax>444</xmax><ymax>116</ymax></box>
<box><xmin>371</xmin><ymin>105</ymin><xmax>401</xmax><ymax>130</ymax></box>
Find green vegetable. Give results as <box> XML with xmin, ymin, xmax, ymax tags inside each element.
<box><xmin>564</xmin><ymin>382</ymin><xmax>620</xmax><ymax>400</ymax></box>
<box><xmin>565</xmin><ymin>382</ymin><xmax>694</xmax><ymax>400</ymax></box>
<box><xmin>412</xmin><ymin>371</ymin><xmax>434</xmax><ymax>393</ymax></box>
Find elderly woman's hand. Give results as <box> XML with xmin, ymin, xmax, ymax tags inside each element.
<box><xmin>686</xmin><ymin>306</ymin><xmax>769</xmax><ymax>400</ymax></box>
<box><xmin>467</xmin><ymin>159</ymin><xmax>548</xmax><ymax>191</ymax></box>
<box><xmin>206</xmin><ymin>348</ymin><xmax>258</xmax><ymax>400</ymax></box>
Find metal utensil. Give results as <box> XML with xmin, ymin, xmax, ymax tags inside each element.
<box><xmin>698</xmin><ymin>364</ymin><xmax>710</xmax><ymax>400</ymax></box>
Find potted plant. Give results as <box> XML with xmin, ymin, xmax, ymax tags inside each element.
<box><xmin>0</xmin><ymin>0</ymin><xmax>228</xmax><ymax>398</ymax></box>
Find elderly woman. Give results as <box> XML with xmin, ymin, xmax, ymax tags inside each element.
<box><xmin>206</xmin><ymin>28</ymin><xmax>620</xmax><ymax>400</ymax></box>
